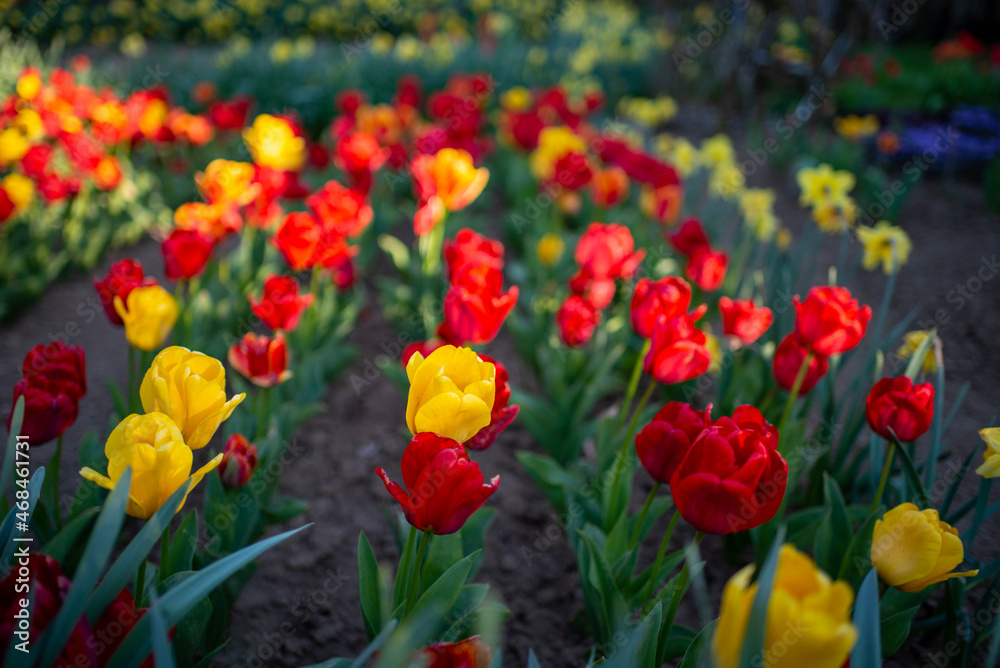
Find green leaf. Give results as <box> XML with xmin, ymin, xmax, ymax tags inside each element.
<box><xmin>880</xmin><ymin>605</ymin><xmax>919</xmax><ymax>656</ymax></box>
<box><xmin>903</xmin><ymin>329</ymin><xmax>935</xmax><ymax>380</ymax></box>
<box><xmin>169</xmin><ymin>509</ymin><xmax>200</xmax><ymax>574</ymax></box>
<box><xmin>408</xmin><ymin>550</ymin><xmax>480</xmax><ymax>627</ymax></box>
<box><xmin>377</xmin><ymin>234</ymin><xmax>412</xmax><ymax>275</ymax></box>
<box><xmin>42</xmin><ymin>507</ymin><xmax>100</xmax><ymax>563</ymax></box>
<box><xmin>41</xmin><ymin>468</ymin><xmax>132</xmax><ymax>667</ymax></box>
<box><xmin>358</xmin><ymin>531</ymin><xmax>383</xmax><ymax>640</ymax></box>
<box><xmin>814</xmin><ymin>475</ymin><xmax>852</xmax><ymax>576</ymax></box>
<box><xmin>263</xmin><ymin>496</ymin><xmax>309</xmax><ymax>524</ymax></box>
<box><xmin>0</xmin><ymin>466</ymin><xmax>45</xmax><ymax>569</ymax></box>
<box><xmin>86</xmin><ymin>478</ymin><xmax>192</xmax><ymax>624</ymax></box>
<box><xmin>889</xmin><ymin>432</ymin><xmax>931</xmax><ymax>506</ymax></box>
<box><xmin>161</xmin><ymin>571</ymin><xmax>212</xmax><ymax>665</ymax></box>
<box><xmin>421</xmin><ymin>532</ymin><xmax>463</xmax><ymax>590</ymax></box>
<box><xmin>105</xmin><ymin>524</ymin><xmax>310</xmax><ymax>668</ymax></box>
<box><xmin>0</xmin><ymin>396</ymin><xmax>24</xmax><ymax>498</ymax></box>
<box><xmin>148</xmin><ymin>596</ymin><xmax>178</xmax><ymax>668</ymax></box>
<box><xmin>679</xmin><ymin>619</ymin><xmax>718</xmax><ymax>668</ymax></box>
<box><xmin>371</xmin><ymin>606</ymin><xmax>444</xmax><ymax>668</ymax></box>
<box><xmin>851</xmin><ymin>569</ymin><xmax>882</xmax><ymax>668</ymax></box>
<box><xmin>838</xmin><ymin>510</ymin><xmax>882</xmax><ymax>587</ymax></box>
<box><xmin>737</xmin><ymin>525</ymin><xmax>786</xmax><ymax>668</ymax></box>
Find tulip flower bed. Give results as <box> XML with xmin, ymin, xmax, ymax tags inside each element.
<box><xmin>2</xmin><ymin>37</ymin><xmax>1000</xmax><ymax>668</ymax></box>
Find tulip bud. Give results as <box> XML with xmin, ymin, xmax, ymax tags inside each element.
<box><xmin>228</xmin><ymin>332</ymin><xmax>293</xmax><ymax>388</ymax></box>
<box><xmin>249</xmin><ymin>275</ymin><xmax>314</xmax><ymax>332</ymax></box>
<box><xmin>871</xmin><ymin>503</ymin><xmax>978</xmax><ymax>593</ymax></box>
<box><xmin>161</xmin><ymin>228</ymin><xmax>215</xmax><ymax>281</ymax></box>
<box><xmin>219</xmin><ymin>434</ymin><xmax>258</xmax><ymax>489</ymax></box>
<box><xmin>865</xmin><ymin>376</ymin><xmax>934</xmax><ymax>442</ymax></box>
<box><xmin>718</xmin><ymin>297</ymin><xmax>773</xmax><ymax>345</ymax></box>
<box><xmin>556</xmin><ymin>295</ymin><xmax>600</xmax><ymax>348</ymax></box>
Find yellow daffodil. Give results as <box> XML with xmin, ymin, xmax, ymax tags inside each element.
<box><xmin>536</xmin><ymin>233</ymin><xmax>565</xmax><ymax>266</ymax></box>
<box><xmin>667</xmin><ymin>136</ymin><xmax>699</xmax><ymax>177</ymax></box>
<box><xmin>243</xmin><ymin>114</ymin><xmax>307</xmax><ymax>172</ymax></box>
<box><xmin>709</xmin><ymin>163</ymin><xmax>745</xmax><ymax>200</ymax></box>
<box><xmin>975</xmin><ymin>428</ymin><xmax>1000</xmax><ymax>478</ymax></box>
<box><xmin>114</xmin><ymin>285</ymin><xmax>178</xmax><ymax>352</ymax></box>
<box><xmin>871</xmin><ymin>503</ymin><xmax>978</xmax><ymax>593</ymax></box>
<box><xmin>811</xmin><ymin>199</ymin><xmax>858</xmax><ymax>235</ymax></box>
<box><xmin>529</xmin><ymin>126</ymin><xmax>586</xmax><ymax>182</ymax></box>
<box><xmin>714</xmin><ymin>544</ymin><xmax>857</xmax><ymax>668</ymax></box>
<box><xmin>405</xmin><ymin>345</ymin><xmax>495</xmax><ymax>443</ymax></box>
<box><xmin>80</xmin><ymin>412</ymin><xmax>223</xmax><ymax>519</ymax></box>
<box><xmin>856</xmin><ymin>221</ymin><xmax>912</xmax><ymax>274</ymax></box>
<box><xmin>834</xmin><ymin>114</ymin><xmax>880</xmax><ymax>142</ymax></box>
<box><xmin>797</xmin><ymin>164</ymin><xmax>855</xmax><ymax>209</ymax></box>
<box><xmin>699</xmin><ymin>134</ymin><xmax>735</xmax><ymax>169</ymax></box>
<box><xmin>896</xmin><ymin>330</ymin><xmax>938</xmax><ymax>374</ymax></box>
<box><xmin>140</xmin><ymin>347</ymin><xmax>246</xmax><ymax>450</ymax></box>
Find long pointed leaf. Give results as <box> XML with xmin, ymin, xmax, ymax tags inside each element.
<box><xmin>0</xmin><ymin>396</ymin><xmax>25</xmax><ymax>499</ymax></box>
<box><xmin>0</xmin><ymin>466</ymin><xmax>45</xmax><ymax>568</ymax></box>
<box><xmin>851</xmin><ymin>569</ymin><xmax>882</xmax><ymax>668</ymax></box>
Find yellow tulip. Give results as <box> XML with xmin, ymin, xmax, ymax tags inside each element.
<box><xmin>714</xmin><ymin>544</ymin><xmax>857</xmax><ymax>668</ymax></box>
<box><xmin>871</xmin><ymin>503</ymin><xmax>978</xmax><ymax>593</ymax></box>
<box><xmin>16</xmin><ymin>71</ymin><xmax>42</xmax><ymax>100</ymax></box>
<box><xmin>856</xmin><ymin>221</ymin><xmax>913</xmax><ymax>274</ymax></box>
<box><xmin>114</xmin><ymin>285</ymin><xmax>178</xmax><ymax>351</ymax></box>
<box><xmin>975</xmin><ymin>428</ymin><xmax>1000</xmax><ymax>478</ymax></box>
<box><xmin>2</xmin><ymin>174</ymin><xmax>34</xmax><ymax>213</ymax></box>
<box><xmin>529</xmin><ymin>126</ymin><xmax>587</xmax><ymax>182</ymax></box>
<box><xmin>140</xmin><ymin>346</ymin><xmax>246</xmax><ymax>450</ymax></box>
<box><xmin>421</xmin><ymin>148</ymin><xmax>490</xmax><ymax>211</ymax></box>
<box><xmin>80</xmin><ymin>412</ymin><xmax>223</xmax><ymax>519</ymax></box>
<box><xmin>243</xmin><ymin>114</ymin><xmax>307</xmax><ymax>172</ymax></box>
<box><xmin>194</xmin><ymin>159</ymin><xmax>260</xmax><ymax>206</ymax></box>
<box><xmin>405</xmin><ymin>345</ymin><xmax>495</xmax><ymax>443</ymax></box>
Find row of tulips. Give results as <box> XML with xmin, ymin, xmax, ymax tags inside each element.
<box><xmin>2</xmin><ymin>62</ymin><xmax>999</xmax><ymax>668</ymax></box>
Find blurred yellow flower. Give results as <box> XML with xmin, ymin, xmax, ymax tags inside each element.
<box><xmin>0</xmin><ymin>128</ymin><xmax>29</xmax><ymax>166</ymax></box>
<box><xmin>243</xmin><ymin>114</ymin><xmax>306</xmax><ymax>171</ymax></box>
<box><xmin>501</xmin><ymin>86</ymin><xmax>533</xmax><ymax>111</ymax></box>
<box><xmin>114</xmin><ymin>285</ymin><xmax>178</xmax><ymax>351</ymax></box>
<box><xmin>812</xmin><ymin>199</ymin><xmax>858</xmax><ymax>235</ymax></box>
<box><xmin>536</xmin><ymin>233</ymin><xmax>565</xmax><ymax>266</ymax></box>
<box><xmin>797</xmin><ymin>163</ymin><xmax>855</xmax><ymax>208</ymax></box>
<box><xmin>709</xmin><ymin>163</ymin><xmax>745</xmax><ymax>200</ymax></box>
<box><xmin>667</xmin><ymin>137</ymin><xmax>699</xmax><ymax>177</ymax></box>
<box><xmin>713</xmin><ymin>544</ymin><xmax>856</xmax><ymax>668</ymax></box>
<box><xmin>530</xmin><ymin>126</ymin><xmax>586</xmax><ymax>182</ymax></box>
<box><xmin>140</xmin><ymin>347</ymin><xmax>245</xmax><ymax>450</ymax></box>
<box><xmin>2</xmin><ymin>174</ymin><xmax>34</xmax><ymax>213</ymax></box>
<box><xmin>15</xmin><ymin>109</ymin><xmax>44</xmax><ymax>140</ymax></box>
<box><xmin>856</xmin><ymin>221</ymin><xmax>912</xmax><ymax>274</ymax></box>
<box><xmin>834</xmin><ymin>114</ymin><xmax>880</xmax><ymax>142</ymax></box>
<box><xmin>700</xmin><ymin>134</ymin><xmax>735</xmax><ymax>168</ymax></box>
<box><xmin>871</xmin><ymin>503</ymin><xmax>977</xmax><ymax>593</ymax></box>
<box><xmin>195</xmin><ymin>159</ymin><xmax>260</xmax><ymax>206</ymax></box>
<box><xmin>16</xmin><ymin>70</ymin><xmax>42</xmax><ymax>100</ymax></box>
<box><xmin>80</xmin><ymin>412</ymin><xmax>223</xmax><ymax>519</ymax></box>
<box><xmin>406</xmin><ymin>345</ymin><xmax>495</xmax><ymax>443</ymax></box>
<box><xmin>975</xmin><ymin>428</ymin><xmax>1000</xmax><ymax>478</ymax></box>
<box><xmin>776</xmin><ymin>227</ymin><xmax>793</xmax><ymax>250</ymax></box>
<box><xmin>896</xmin><ymin>330</ymin><xmax>938</xmax><ymax>374</ymax></box>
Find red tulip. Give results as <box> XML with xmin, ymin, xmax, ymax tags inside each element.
<box><xmin>685</xmin><ymin>247</ymin><xmax>728</xmax><ymax>291</ymax></box>
<box><xmin>0</xmin><ymin>188</ymin><xmax>15</xmax><ymax>224</ymax></box>
<box><xmin>772</xmin><ymin>334</ymin><xmax>829</xmax><ymax>395</ymax></box>
<box><xmin>376</xmin><ymin>433</ymin><xmax>500</xmax><ymax>535</ymax></box>
<box><xmin>443</xmin><ymin>229</ymin><xmax>504</xmax><ymax>283</ymax></box>
<box><xmin>644</xmin><ymin>305</ymin><xmax>711</xmax><ymax>384</ymax></box>
<box><xmin>208</xmin><ymin>96</ymin><xmax>251</xmax><ymax>130</ymax></box>
<box><xmin>466</xmin><ymin>355</ymin><xmax>519</xmax><ymax>451</ymax></box>
<box><xmin>306</xmin><ymin>180</ymin><xmax>373</xmax><ymax>238</ymax></box>
<box><xmin>93</xmin><ymin>259</ymin><xmax>157</xmax><ymax>326</ymax></box>
<box><xmin>568</xmin><ymin>270</ymin><xmax>617</xmax><ymax>310</ymax></box>
<box><xmin>574</xmin><ymin>222</ymin><xmax>645</xmax><ymax>281</ymax></box>
<box><xmin>8</xmin><ymin>378</ymin><xmax>79</xmax><ymax>445</ymax></box>
<box><xmin>228</xmin><ymin>332</ymin><xmax>292</xmax><ymax>387</ymax></box>
<box><xmin>249</xmin><ymin>275</ymin><xmax>314</xmax><ymax>332</ymax></box>
<box><xmin>635</xmin><ymin>402</ymin><xmax>712</xmax><ymax>483</ymax></box>
<box><xmin>21</xmin><ymin>342</ymin><xmax>86</xmax><ymax>398</ymax></box>
<box><xmin>334</xmin><ymin>132</ymin><xmax>388</xmax><ymax>193</ymax></box>
<box><xmin>598</xmin><ymin>138</ymin><xmax>679</xmax><ymax>188</ymax></box>
<box><xmin>866</xmin><ymin>376</ymin><xmax>934</xmax><ymax>442</ymax></box>
<box><xmin>668</xmin><ymin>218</ymin><xmax>710</xmax><ymax>256</ymax></box>
<box><xmin>419</xmin><ymin>636</ymin><xmax>493</xmax><ymax>668</ymax></box>
<box><xmin>670</xmin><ymin>405</ymin><xmax>787</xmax><ymax>534</ymax></box>
<box><xmin>630</xmin><ymin>276</ymin><xmax>693</xmax><ymax>338</ymax></box>
<box><xmin>439</xmin><ymin>279</ymin><xmax>518</xmax><ymax>345</ymax></box>
<box><xmin>550</xmin><ymin>151</ymin><xmax>593</xmax><ymax>191</ymax></box>
<box><xmin>273</xmin><ymin>212</ymin><xmax>321</xmax><ymax>270</ymax></box>
<box><xmin>90</xmin><ymin>587</ymin><xmax>159</xmax><ymax>667</ymax></box>
<box><xmin>793</xmin><ymin>286</ymin><xmax>872</xmax><ymax>356</ymax></box>
<box><xmin>590</xmin><ymin>166</ymin><xmax>630</xmax><ymax>208</ymax></box>
<box><xmin>161</xmin><ymin>228</ymin><xmax>215</xmax><ymax>281</ymax></box>
<box><xmin>557</xmin><ymin>295</ymin><xmax>601</xmax><ymax>348</ymax></box>
<box><xmin>0</xmin><ymin>555</ymin><xmax>95</xmax><ymax>665</ymax></box>
<box><xmin>395</xmin><ymin>75</ymin><xmax>423</xmax><ymax>108</ymax></box>
<box><xmin>219</xmin><ymin>433</ymin><xmax>258</xmax><ymax>489</ymax></box>
<box><xmin>718</xmin><ymin>297</ymin><xmax>773</xmax><ymax>344</ymax></box>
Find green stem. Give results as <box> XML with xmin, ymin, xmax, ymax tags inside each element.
<box><xmin>630</xmin><ymin>483</ymin><xmax>661</xmax><ymax>548</ymax></box>
<box><xmin>420</xmin><ymin>213</ymin><xmax>447</xmax><ymax>278</ymax></box>
<box><xmin>642</xmin><ymin>509</ymin><xmax>680</xmax><ymax>608</ymax></box>
<box><xmin>135</xmin><ymin>558</ymin><xmax>147</xmax><ymax>608</ymax></box>
<box><xmin>662</xmin><ymin>530</ymin><xmax>704</xmax><ymax>630</ymax></box>
<box><xmin>607</xmin><ymin>382</ymin><xmax>657</xmax><ymax>528</ymax></box>
<box><xmin>256</xmin><ymin>387</ymin><xmax>272</xmax><ymax>441</ymax></box>
<box><xmin>776</xmin><ymin>352</ymin><xmax>813</xmax><ymax>449</ymax></box>
<box><xmin>871</xmin><ymin>439</ymin><xmax>895</xmax><ymax>512</ymax></box>
<box><xmin>618</xmin><ymin>339</ymin><xmax>652</xmax><ymax>433</ymax></box>
<box><xmin>404</xmin><ymin>529</ymin><xmax>432</xmax><ymax>619</ymax></box>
